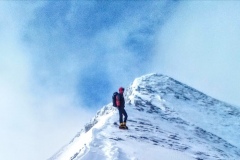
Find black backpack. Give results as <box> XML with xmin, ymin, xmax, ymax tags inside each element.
<box><xmin>112</xmin><ymin>92</ymin><xmax>118</xmax><ymax>107</ymax></box>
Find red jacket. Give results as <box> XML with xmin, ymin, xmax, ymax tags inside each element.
<box><xmin>116</xmin><ymin>93</ymin><xmax>125</xmax><ymax>108</ymax></box>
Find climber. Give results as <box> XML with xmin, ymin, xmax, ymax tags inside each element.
<box><xmin>116</xmin><ymin>87</ymin><xmax>128</xmax><ymax>129</ymax></box>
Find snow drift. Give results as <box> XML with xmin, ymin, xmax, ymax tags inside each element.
<box><xmin>49</xmin><ymin>73</ymin><xmax>240</xmax><ymax>160</ymax></box>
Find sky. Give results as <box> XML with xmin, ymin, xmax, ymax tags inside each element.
<box><xmin>0</xmin><ymin>1</ymin><xmax>240</xmax><ymax>160</ymax></box>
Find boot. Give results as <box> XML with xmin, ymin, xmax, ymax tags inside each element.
<box><xmin>119</xmin><ymin>123</ymin><xmax>125</xmax><ymax>129</ymax></box>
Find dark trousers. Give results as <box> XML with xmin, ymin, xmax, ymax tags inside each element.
<box><xmin>118</xmin><ymin>107</ymin><xmax>128</xmax><ymax>123</ymax></box>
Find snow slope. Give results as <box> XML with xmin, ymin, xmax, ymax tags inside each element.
<box><xmin>49</xmin><ymin>73</ymin><xmax>240</xmax><ymax>160</ymax></box>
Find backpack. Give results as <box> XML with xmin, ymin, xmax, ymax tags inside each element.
<box><xmin>112</xmin><ymin>92</ymin><xmax>118</xmax><ymax>107</ymax></box>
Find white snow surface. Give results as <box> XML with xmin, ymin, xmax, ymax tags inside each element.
<box><xmin>50</xmin><ymin>73</ymin><xmax>240</xmax><ymax>160</ymax></box>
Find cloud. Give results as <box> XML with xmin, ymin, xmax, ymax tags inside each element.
<box><xmin>24</xmin><ymin>1</ymin><xmax>176</xmax><ymax>109</ymax></box>
<box><xmin>152</xmin><ymin>1</ymin><xmax>240</xmax><ymax>106</ymax></box>
<box><xmin>0</xmin><ymin>2</ymin><xmax>93</xmax><ymax>160</ymax></box>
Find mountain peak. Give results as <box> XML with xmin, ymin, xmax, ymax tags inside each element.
<box><xmin>50</xmin><ymin>73</ymin><xmax>240</xmax><ymax>160</ymax></box>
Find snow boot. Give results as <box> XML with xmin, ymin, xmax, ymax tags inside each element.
<box><xmin>119</xmin><ymin>123</ymin><xmax>126</xmax><ymax>129</ymax></box>
<box><xmin>118</xmin><ymin>122</ymin><xmax>128</xmax><ymax>129</ymax></box>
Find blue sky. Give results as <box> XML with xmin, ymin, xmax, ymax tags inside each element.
<box><xmin>24</xmin><ymin>1</ymin><xmax>175</xmax><ymax>109</ymax></box>
<box><xmin>1</xmin><ymin>1</ymin><xmax>240</xmax><ymax>160</ymax></box>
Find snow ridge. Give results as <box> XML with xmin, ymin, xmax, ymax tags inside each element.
<box><xmin>50</xmin><ymin>73</ymin><xmax>240</xmax><ymax>160</ymax></box>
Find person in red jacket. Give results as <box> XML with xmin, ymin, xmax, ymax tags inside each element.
<box><xmin>116</xmin><ymin>87</ymin><xmax>128</xmax><ymax>129</ymax></box>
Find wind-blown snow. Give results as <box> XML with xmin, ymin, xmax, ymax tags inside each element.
<box><xmin>50</xmin><ymin>73</ymin><xmax>240</xmax><ymax>160</ymax></box>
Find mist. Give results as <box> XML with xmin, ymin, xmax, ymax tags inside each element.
<box><xmin>152</xmin><ymin>1</ymin><xmax>240</xmax><ymax>106</ymax></box>
<box><xmin>0</xmin><ymin>2</ymin><xmax>94</xmax><ymax>160</ymax></box>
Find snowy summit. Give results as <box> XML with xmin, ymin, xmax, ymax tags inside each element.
<box><xmin>50</xmin><ymin>73</ymin><xmax>240</xmax><ymax>160</ymax></box>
